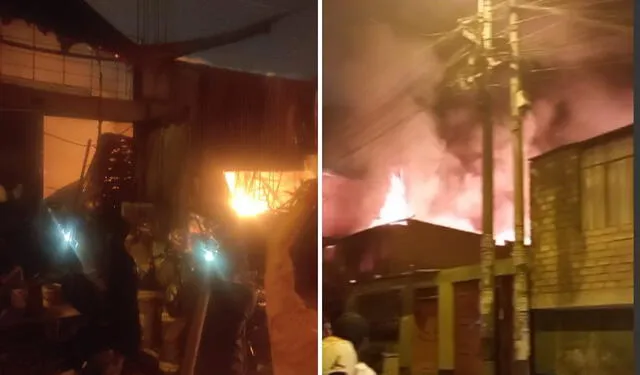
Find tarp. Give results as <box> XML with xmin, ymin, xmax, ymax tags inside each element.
<box><xmin>0</xmin><ymin>0</ymin><xmax>300</xmax><ymax>67</ymax></box>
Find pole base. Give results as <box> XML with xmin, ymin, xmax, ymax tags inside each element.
<box><xmin>512</xmin><ymin>359</ymin><xmax>530</xmax><ymax>375</ymax></box>
<box><xmin>483</xmin><ymin>360</ymin><xmax>495</xmax><ymax>375</ymax></box>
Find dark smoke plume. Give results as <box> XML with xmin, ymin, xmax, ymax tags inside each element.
<box><xmin>322</xmin><ymin>0</ymin><xmax>632</xmax><ymax>238</ymax></box>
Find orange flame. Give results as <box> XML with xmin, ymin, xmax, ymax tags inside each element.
<box><xmin>369</xmin><ymin>174</ymin><xmax>533</xmax><ymax>246</ymax></box>
<box><xmin>224</xmin><ymin>172</ymin><xmax>270</xmax><ymax>218</ymax></box>
<box><xmin>223</xmin><ymin>166</ymin><xmax>315</xmax><ymax>218</ymax></box>
<box><xmin>371</xmin><ymin>172</ymin><xmax>412</xmax><ymax>227</ymax></box>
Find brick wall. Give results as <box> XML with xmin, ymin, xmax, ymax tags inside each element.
<box><xmin>530</xmin><ymin>133</ymin><xmax>633</xmax><ymax>309</ymax></box>
<box><xmin>530</xmin><ymin>132</ymin><xmax>634</xmax><ymax>375</ymax></box>
<box><xmin>533</xmin><ymin>308</ymin><xmax>633</xmax><ymax>375</ymax></box>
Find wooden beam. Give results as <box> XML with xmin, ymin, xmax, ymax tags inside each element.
<box><xmin>0</xmin><ymin>82</ymin><xmax>174</xmax><ymax>123</ymax></box>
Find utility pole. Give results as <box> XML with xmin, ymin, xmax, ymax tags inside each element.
<box><xmin>477</xmin><ymin>0</ymin><xmax>495</xmax><ymax>374</ymax></box>
<box><xmin>508</xmin><ymin>0</ymin><xmax>530</xmax><ymax>374</ymax></box>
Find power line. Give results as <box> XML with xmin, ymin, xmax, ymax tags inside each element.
<box><xmin>514</xmin><ymin>4</ymin><xmax>632</xmax><ymax>33</ymax></box>
<box><xmin>326</xmin><ymin>0</ymin><xmax>630</xmax><ymax>167</ymax></box>
<box><xmin>331</xmin><ymin>48</ymin><xmax>475</xmax><ymax>165</ymax></box>
<box><xmin>44</xmin><ymin>132</ymin><xmax>95</xmax><ymax>148</ymax></box>
<box><xmin>328</xmin><ymin>21</ymin><xmax>488</xmax><ymax>164</ymax></box>
<box><xmin>329</xmin><ymin>58</ymin><xmax>629</xmax><ymax>168</ymax></box>
<box><xmin>118</xmin><ymin>126</ymin><xmax>133</xmax><ymax>135</ymax></box>
<box><xmin>527</xmin><ymin>57</ymin><xmax>631</xmax><ymax>72</ymax></box>
<box><xmin>334</xmin><ymin>25</ymin><xmax>466</xmax><ymax>143</ymax></box>
<box><xmin>45</xmin><ymin>126</ymin><xmax>132</xmax><ymax>149</ymax></box>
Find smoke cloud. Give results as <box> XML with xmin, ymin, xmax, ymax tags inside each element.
<box><xmin>322</xmin><ymin>0</ymin><xmax>633</xmax><ymax>238</ymax></box>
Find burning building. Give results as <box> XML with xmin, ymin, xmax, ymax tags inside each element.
<box><xmin>0</xmin><ymin>0</ymin><xmax>316</xmax><ymax>214</ymax></box>
<box><xmin>324</xmin><ymin>124</ymin><xmax>634</xmax><ymax>375</ymax></box>
<box><xmin>324</xmin><ymin>219</ymin><xmax>516</xmax><ymax>375</ymax></box>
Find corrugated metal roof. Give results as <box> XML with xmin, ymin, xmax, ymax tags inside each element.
<box><xmin>0</xmin><ymin>0</ymin><xmax>308</xmax><ymax>72</ymax></box>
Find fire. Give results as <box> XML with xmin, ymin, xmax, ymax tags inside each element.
<box><xmin>370</xmin><ymin>173</ymin><xmax>532</xmax><ymax>245</ymax></box>
<box><xmin>224</xmin><ymin>172</ymin><xmax>269</xmax><ymax>218</ymax></box>
<box><xmin>223</xmin><ymin>168</ymin><xmax>314</xmax><ymax>218</ymax></box>
<box><xmin>371</xmin><ymin>172</ymin><xmax>412</xmax><ymax>227</ymax></box>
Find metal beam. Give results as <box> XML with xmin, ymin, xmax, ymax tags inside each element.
<box><xmin>0</xmin><ymin>82</ymin><xmax>174</xmax><ymax>123</ymax></box>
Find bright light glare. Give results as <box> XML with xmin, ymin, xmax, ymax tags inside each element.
<box><xmin>203</xmin><ymin>250</ymin><xmax>215</xmax><ymax>262</ymax></box>
<box><xmin>224</xmin><ymin>172</ymin><xmax>270</xmax><ymax>218</ymax></box>
<box><xmin>62</xmin><ymin>230</ymin><xmax>72</xmax><ymax>243</ymax></box>
<box><xmin>230</xmin><ymin>192</ymin><xmax>269</xmax><ymax>218</ymax></box>
<box><xmin>58</xmin><ymin>226</ymin><xmax>78</xmax><ymax>250</ymax></box>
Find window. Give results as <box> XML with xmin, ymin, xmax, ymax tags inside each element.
<box><xmin>606</xmin><ymin>157</ymin><xmax>633</xmax><ymax>226</ymax></box>
<box><xmin>581</xmin><ymin>137</ymin><xmax>633</xmax><ymax>230</ymax></box>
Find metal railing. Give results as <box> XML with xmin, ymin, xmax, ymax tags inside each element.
<box><xmin>0</xmin><ymin>21</ymin><xmax>133</xmax><ymax>100</ymax></box>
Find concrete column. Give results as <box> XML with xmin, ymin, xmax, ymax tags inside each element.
<box><xmin>438</xmin><ymin>281</ymin><xmax>454</xmax><ymax>375</ymax></box>
<box><xmin>402</xmin><ymin>283</ymin><xmax>414</xmax><ymax>316</ymax></box>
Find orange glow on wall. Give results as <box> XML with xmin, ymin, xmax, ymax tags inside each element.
<box><xmin>43</xmin><ymin>116</ymin><xmax>132</xmax><ymax>197</ymax></box>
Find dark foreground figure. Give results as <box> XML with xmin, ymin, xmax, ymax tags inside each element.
<box><xmin>59</xmin><ymin>214</ymin><xmax>142</xmax><ymax>374</ymax></box>
<box><xmin>194</xmin><ymin>278</ymin><xmax>256</xmax><ymax>375</ymax></box>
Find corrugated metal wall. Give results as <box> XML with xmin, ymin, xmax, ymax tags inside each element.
<box><xmin>197</xmin><ymin>67</ymin><xmax>316</xmax><ymax>170</ymax></box>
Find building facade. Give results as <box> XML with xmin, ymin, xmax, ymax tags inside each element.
<box><xmin>0</xmin><ymin>4</ymin><xmax>316</xmax><ymax>210</ymax></box>
<box><xmin>530</xmin><ymin>125</ymin><xmax>633</xmax><ymax>375</ymax></box>
<box><xmin>0</xmin><ymin>15</ymin><xmax>138</xmax><ymax>199</ymax></box>
<box><xmin>329</xmin><ymin>221</ymin><xmax>516</xmax><ymax>375</ymax></box>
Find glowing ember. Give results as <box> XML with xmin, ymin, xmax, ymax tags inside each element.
<box><xmin>371</xmin><ymin>172</ymin><xmax>412</xmax><ymax>227</ymax></box>
<box><xmin>224</xmin><ymin>172</ymin><xmax>269</xmax><ymax>218</ymax></box>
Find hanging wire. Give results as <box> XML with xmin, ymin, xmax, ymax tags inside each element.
<box><xmin>0</xmin><ymin>23</ymin><xmax>3</xmax><ymax>77</ymax></box>
<box><xmin>136</xmin><ymin>0</ymin><xmax>141</xmax><ymax>43</ymax></box>
<box><xmin>326</xmin><ymin>0</ymin><xmax>631</xmax><ymax>166</ymax></box>
<box><xmin>45</xmin><ymin>132</ymin><xmax>97</xmax><ymax>148</ymax></box>
<box><xmin>97</xmin><ymin>54</ymin><xmax>104</xmax><ymax>137</ymax></box>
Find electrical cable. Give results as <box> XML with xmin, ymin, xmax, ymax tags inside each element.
<box><xmin>326</xmin><ymin>0</ymin><xmax>630</xmax><ymax>168</ymax></box>
<box><xmin>331</xmin><ymin>25</ymin><xmax>466</xmax><ymax>144</ymax></box>
<box><xmin>44</xmin><ymin>132</ymin><xmax>96</xmax><ymax>149</ymax></box>
<box><xmin>329</xmin><ymin>47</ymin><xmax>475</xmax><ymax>165</ymax></box>
<box><xmin>527</xmin><ymin>57</ymin><xmax>631</xmax><ymax>72</ymax></box>
<box><xmin>513</xmin><ymin>4</ymin><xmax>632</xmax><ymax>33</ymax></box>
<box><xmin>328</xmin><ymin>53</ymin><xmax>628</xmax><ymax>168</ymax></box>
<box><xmin>327</xmin><ymin>46</ymin><xmax>475</xmax><ymax>165</ymax></box>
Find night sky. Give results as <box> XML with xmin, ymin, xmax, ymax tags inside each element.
<box><xmin>87</xmin><ymin>0</ymin><xmax>317</xmax><ymax>79</ymax></box>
